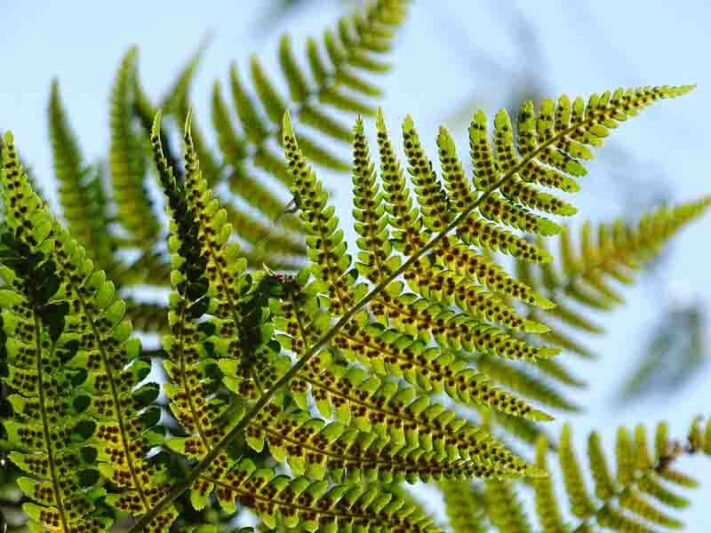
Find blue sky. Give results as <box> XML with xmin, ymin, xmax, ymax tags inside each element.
<box><xmin>2</xmin><ymin>0</ymin><xmax>710</xmax><ymax>529</ymax></box>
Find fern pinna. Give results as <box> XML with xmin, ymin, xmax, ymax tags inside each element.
<box><xmin>2</xmin><ymin>79</ymin><xmax>709</xmax><ymax>531</ymax></box>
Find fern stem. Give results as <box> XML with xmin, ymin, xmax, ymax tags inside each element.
<box><xmin>34</xmin><ymin>324</ymin><xmax>69</xmax><ymax>532</ymax></box>
<box><xmin>129</xmin><ymin>115</ymin><xmax>595</xmax><ymax>532</ymax></box>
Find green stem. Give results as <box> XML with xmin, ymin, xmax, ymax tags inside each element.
<box><xmin>34</xmin><ymin>321</ymin><xmax>68</xmax><ymax>532</ymax></box>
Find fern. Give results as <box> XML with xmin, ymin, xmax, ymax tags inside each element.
<box><xmin>123</xmin><ymin>84</ymin><xmax>698</xmax><ymax>530</ymax></box>
<box><xmin>1</xmin><ymin>133</ymin><xmax>178</xmax><ymax>531</ymax></box>
<box><xmin>519</xmin><ymin>197</ymin><xmax>711</xmax><ymax>337</ymax></box>
<box><xmin>49</xmin><ymin>81</ymin><xmax>118</xmax><ymax>277</ymax></box>
<box><xmin>2</xmin><ymin>2</ymin><xmax>711</xmax><ymax>531</ymax></box>
<box><xmin>5</xmin><ymin>74</ymin><xmax>709</xmax><ymax>530</ymax></box>
<box><xmin>508</xmin><ymin>197</ymin><xmax>711</xmax><ymax>409</ymax></box>
<box><xmin>37</xmin><ymin>0</ymin><xmax>410</xmax><ymax>316</ymax></box>
<box><xmin>529</xmin><ymin>418</ymin><xmax>711</xmax><ymax>532</ymax></box>
<box><xmin>153</xmin><ymin>0</ymin><xmax>410</xmax><ymax>267</ymax></box>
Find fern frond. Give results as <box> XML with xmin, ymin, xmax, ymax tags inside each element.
<box><xmin>129</xmin><ymin>85</ymin><xmax>695</xmax><ymax>528</ymax></box>
<box><xmin>536</xmin><ymin>197</ymin><xmax>710</xmax><ymax>308</ymax></box>
<box><xmin>288</xmin><ymin>358</ymin><xmax>530</xmax><ymax>475</ymax></box>
<box><xmin>247</xmin><ymin>403</ymin><xmax>522</xmax><ymax>484</ymax></box>
<box><xmin>1</xmin><ymin>132</ymin><xmax>176</xmax><ymax>530</ymax></box>
<box><xmin>1</xmin><ymin>134</ymin><xmax>105</xmax><ymax>531</ymax></box>
<box><xmin>214</xmin><ymin>0</ymin><xmax>410</xmax><ymax>240</ymax></box>
<box><xmin>109</xmin><ymin>48</ymin><xmax>161</xmax><ymax>249</ymax></box>
<box><xmin>151</xmin><ymin>112</ymin><xmax>240</xmax><ymax>458</ymax></box>
<box><xmin>150</xmin><ymin>113</ymin><xmax>296</xmax><ymax>516</ymax></box>
<box><xmin>520</xmin><ymin>196</ymin><xmax>711</xmax><ymax>370</ymax></box>
<box><xmin>525</xmin><ymin>420</ymin><xmax>711</xmax><ymax>532</ymax></box>
<box><xmin>49</xmin><ymin>81</ymin><xmax>118</xmax><ymax>275</ymax></box>
<box><xmin>278</xmin><ymin>86</ymin><xmax>691</xmax><ymax>430</ymax></box>
<box><xmin>108</xmin><ymin>0</ymin><xmax>410</xmax><ymax>275</ymax></box>
<box><xmin>212</xmin><ymin>80</ymin><xmax>300</xmax><ymax>230</ymax></box>
<box><xmin>205</xmin><ymin>460</ymin><xmax>436</xmax><ymax>531</ymax></box>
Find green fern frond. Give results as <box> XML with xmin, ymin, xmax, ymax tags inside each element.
<box><xmin>203</xmin><ymin>460</ymin><xmax>436</xmax><ymax>532</ymax></box>
<box><xmin>214</xmin><ymin>0</ymin><xmax>409</xmax><ymax>239</ymax></box>
<box><xmin>212</xmin><ymin>80</ymin><xmax>300</xmax><ymax>230</ymax></box>
<box><xmin>285</xmin><ymin>113</ymin><xmax>553</xmax><ymax>422</ymax></box>
<box><xmin>123</xmin><ymin>84</ymin><xmax>696</xmax><ymax>530</ymax></box>
<box><xmin>49</xmin><ymin>81</ymin><xmax>118</xmax><ymax>275</ymax></box>
<box><xmin>525</xmin><ymin>420</ymin><xmax>711</xmax><ymax>532</ymax></box>
<box><xmin>287</xmin><ymin>358</ymin><xmax>530</xmax><ymax>475</ymax></box>
<box><xmin>102</xmin><ymin>0</ymin><xmax>410</xmax><ymax>276</ymax></box>
<box><xmin>277</xmin><ymin>85</ymin><xmax>692</xmax><ymax>432</ymax></box>
<box><xmin>0</xmin><ymin>134</ymin><xmax>105</xmax><ymax>531</ymax></box>
<box><xmin>1</xmin><ymin>132</ymin><xmax>177</xmax><ymax>530</ymax></box>
<box><xmin>519</xmin><ymin>196</ymin><xmax>711</xmax><ymax>367</ymax></box>
<box><xmin>109</xmin><ymin>48</ymin><xmax>161</xmax><ymax>250</ymax></box>
<box><xmin>247</xmin><ymin>403</ymin><xmax>523</xmax><ymax>484</ymax></box>
<box><xmin>150</xmin><ymin>111</ymin><xmax>246</xmax><ymax>461</ymax></box>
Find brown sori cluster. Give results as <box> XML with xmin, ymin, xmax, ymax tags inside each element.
<box><xmin>438</xmin><ymin>126</ymin><xmax>476</xmax><ymax>213</ymax></box>
<box><xmin>283</xmin><ymin>124</ymin><xmax>354</xmax><ymax>314</ymax></box>
<box><xmin>352</xmin><ymin>117</ymin><xmax>392</xmax><ymax>282</ymax></box>
<box><xmin>402</xmin><ymin>117</ymin><xmax>450</xmax><ymax>231</ymax></box>
<box><xmin>288</xmin><ymin>361</ymin><xmax>530</xmax><ymax>474</ymax></box>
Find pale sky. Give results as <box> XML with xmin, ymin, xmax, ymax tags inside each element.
<box><xmin>2</xmin><ymin>0</ymin><xmax>710</xmax><ymax>530</ymax></box>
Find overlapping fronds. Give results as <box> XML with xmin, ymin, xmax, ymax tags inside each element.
<box><xmin>282</xmin><ymin>85</ymin><xmax>692</xmax><ymax>425</ymax></box>
<box><xmin>151</xmin><ymin>0</ymin><xmax>411</xmax><ymax>268</ymax></box>
<box><xmin>527</xmin><ymin>419</ymin><xmax>711</xmax><ymax>532</ymax></box>
<box><xmin>29</xmin><ymin>0</ymin><xmax>412</xmax><ymax>362</ymax></box>
<box><xmin>516</xmin><ymin>196</ymin><xmax>711</xmax><ymax>369</ymax></box>
<box><xmin>120</xmin><ymin>86</ymin><xmax>684</xmax><ymax>527</ymax></box>
<box><xmin>2</xmin><ymin>74</ymin><xmax>706</xmax><ymax>532</ymax></box>
<box><xmin>143</xmin><ymin>113</ymin><xmax>447</xmax><ymax>530</ymax></box>
<box><xmin>0</xmin><ymin>133</ymin><xmax>176</xmax><ymax>531</ymax></box>
<box><xmin>443</xmin><ymin>420</ymin><xmax>711</xmax><ymax>532</ymax></box>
